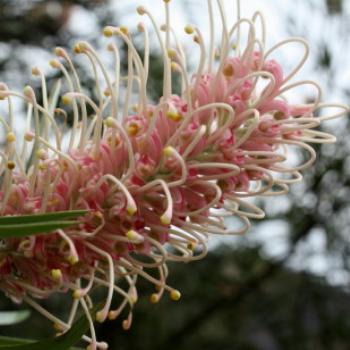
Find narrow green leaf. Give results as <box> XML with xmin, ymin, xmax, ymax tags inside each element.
<box><xmin>0</xmin><ymin>336</ymin><xmax>32</xmax><ymax>346</ymax></box>
<box><xmin>0</xmin><ymin>304</ymin><xmax>100</xmax><ymax>350</ymax></box>
<box><xmin>0</xmin><ymin>221</ymin><xmax>76</xmax><ymax>238</ymax></box>
<box><xmin>0</xmin><ymin>336</ymin><xmax>82</xmax><ymax>349</ymax></box>
<box><xmin>0</xmin><ymin>210</ymin><xmax>87</xmax><ymax>225</ymax></box>
<box><xmin>0</xmin><ymin>311</ymin><xmax>30</xmax><ymax>326</ymax></box>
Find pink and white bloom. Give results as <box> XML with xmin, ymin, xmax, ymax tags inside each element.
<box><xmin>0</xmin><ymin>1</ymin><xmax>348</xmax><ymax>348</ymax></box>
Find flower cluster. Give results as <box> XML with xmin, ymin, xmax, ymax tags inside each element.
<box><xmin>0</xmin><ymin>0</ymin><xmax>347</xmax><ymax>348</ymax></box>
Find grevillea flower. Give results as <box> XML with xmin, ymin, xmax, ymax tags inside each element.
<box><xmin>0</xmin><ymin>1</ymin><xmax>348</xmax><ymax>348</ymax></box>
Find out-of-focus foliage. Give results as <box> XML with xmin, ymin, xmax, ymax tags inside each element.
<box><xmin>0</xmin><ymin>0</ymin><xmax>107</xmax><ymax>43</ymax></box>
<box><xmin>327</xmin><ymin>0</ymin><xmax>343</xmax><ymax>14</ymax></box>
<box><xmin>0</xmin><ymin>1</ymin><xmax>103</xmax><ymax>86</ymax></box>
<box><xmin>2</xmin><ymin>247</ymin><xmax>350</xmax><ymax>350</ymax></box>
<box><xmin>255</xmin><ymin>0</ymin><xmax>350</xmax><ymax>285</ymax></box>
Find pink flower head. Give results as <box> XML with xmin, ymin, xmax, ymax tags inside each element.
<box><xmin>0</xmin><ymin>1</ymin><xmax>348</xmax><ymax>349</ymax></box>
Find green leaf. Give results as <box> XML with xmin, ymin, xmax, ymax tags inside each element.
<box><xmin>0</xmin><ymin>221</ymin><xmax>77</xmax><ymax>238</ymax></box>
<box><xmin>0</xmin><ymin>311</ymin><xmax>30</xmax><ymax>326</ymax></box>
<box><xmin>0</xmin><ymin>336</ymin><xmax>82</xmax><ymax>349</ymax></box>
<box><xmin>0</xmin><ymin>210</ymin><xmax>87</xmax><ymax>225</ymax></box>
<box><xmin>0</xmin><ymin>210</ymin><xmax>88</xmax><ymax>238</ymax></box>
<box><xmin>0</xmin><ymin>304</ymin><xmax>100</xmax><ymax>350</ymax></box>
<box><xmin>0</xmin><ymin>336</ymin><xmax>32</xmax><ymax>346</ymax></box>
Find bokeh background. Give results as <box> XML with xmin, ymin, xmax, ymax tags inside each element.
<box><xmin>0</xmin><ymin>0</ymin><xmax>350</xmax><ymax>349</ymax></box>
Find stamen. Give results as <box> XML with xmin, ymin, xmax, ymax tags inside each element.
<box><xmin>98</xmin><ymin>174</ymin><xmax>137</xmax><ymax>216</ymax></box>
<box><xmin>58</xmin><ymin>229</ymin><xmax>79</xmax><ymax>265</ymax></box>
<box><xmin>54</xmin><ymin>47</ymin><xmax>89</xmax><ymax>150</ymax></box>
<box><xmin>182</xmin><ymin>125</ymin><xmax>207</xmax><ymax>159</ymax></box>
<box><xmin>162</xmin><ymin>146</ymin><xmax>187</xmax><ymax>187</ymax></box>
<box><xmin>85</xmin><ymin>242</ymin><xmax>115</xmax><ymax>323</ymax></box>
<box><xmin>136</xmin><ymin>5</ymin><xmax>171</xmax><ymax>99</ymax></box>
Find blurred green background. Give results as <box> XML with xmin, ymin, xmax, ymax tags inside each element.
<box><xmin>0</xmin><ymin>0</ymin><xmax>350</xmax><ymax>349</ymax></box>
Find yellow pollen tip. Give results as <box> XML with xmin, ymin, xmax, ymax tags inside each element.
<box><xmin>93</xmin><ymin>211</ymin><xmax>103</xmax><ymax>221</ymax></box>
<box><xmin>50</xmin><ymin>269</ymin><xmax>62</xmax><ymax>282</ymax></box>
<box><xmin>160</xmin><ymin>214</ymin><xmax>171</xmax><ymax>226</ymax></box>
<box><xmin>108</xmin><ymin>310</ymin><xmax>118</xmax><ymax>320</ymax></box>
<box><xmin>49</xmin><ymin>60</ymin><xmax>60</xmax><ymax>69</ymax></box>
<box><xmin>62</xmin><ymin>95</ymin><xmax>72</xmax><ymax>105</ymax></box>
<box><xmin>54</xmin><ymin>47</ymin><xmax>65</xmax><ymax>57</ymax></box>
<box><xmin>274</xmin><ymin>111</ymin><xmax>285</xmax><ymax>120</ymax></box>
<box><xmin>76</xmin><ymin>41</ymin><xmax>89</xmax><ymax>51</ymax></box>
<box><xmin>23</xmin><ymin>86</ymin><xmax>33</xmax><ymax>98</ymax></box>
<box><xmin>166</xmin><ymin>110</ymin><xmax>182</xmax><ymax>122</ymax></box>
<box><xmin>184</xmin><ymin>25</ymin><xmax>194</xmax><ymax>35</ymax></box>
<box><xmin>171</xmin><ymin>62</ymin><xmax>179</xmax><ymax>72</ymax></box>
<box><xmin>103</xmin><ymin>26</ymin><xmax>114</xmax><ymax>37</ymax></box>
<box><xmin>31</xmin><ymin>67</ymin><xmax>40</xmax><ymax>76</ymax></box>
<box><xmin>103</xmin><ymin>88</ymin><xmax>111</xmax><ymax>97</ymax></box>
<box><xmin>53</xmin><ymin>322</ymin><xmax>65</xmax><ymax>332</ymax></box>
<box><xmin>126</xmin><ymin>206</ymin><xmax>137</xmax><ymax>216</ymax></box>
<box><xmin>223</xmin><ymin>64</ymin><xmax>234</xmax><ymax>77</ymax></box>
<box><xmin>150</xmin><ymin>293</ymin><xmax>159</xmax><ymax>304</ymax></box>
<box><xmin>187</xmin><ymin>242</ymin><xmax>196</xmax><ymax>250</ymax></box>
<box><xmin>105</xmin><ymin>117</ymin><xmax>115</xmax><ymax>128</ymax></box>
<box><xmin>127</xmin><ymin>124</ymin><xmax>139</xmax><ymax>137</ymax></box>
<box><xmin>73</xmin><ymin>43</ymin><xmax>82</xmax><ymax>54</ymax></box>
<box><xmin>73</xmin><ymin>289</ymin><xmax>83</xmax><ymax>299</ymax></box>
<box><xmin>24</xmin><ymin>132</ymin><xmax>34</xmax><ymax>142</ymax></box>
<box><xmin>7</xmin><ymin>161</ymin><xmax>15</xmax><ymax>170</ymax></box>
<box><xmin>163</xmin><ymin>146</ymin><xmax>174</xmax><ymax>157</ymax></box>
<box><xmin>170</xmin><ymin>290</ymin><xmax>181</xmax><ymax>301</ymax></box>
<box><xmin>126</xmin><ymin>230</ymin><xmax>137</xmax><ymax>240</ymax></box>
<box><xmin>6</xmin><ymin>132</ymin><xmax>16</xmax><ymax>143</ymax></box>
<box><xmin>163</xmin><ymin>0</ymin><xmax>171</xmax><ymax>3</ymax></box>
<box><xmin>67</xmin><ymin>255</ymin><xmax>78</xmax><ymax>265</ymax></box>
<box><xmin>48</xmin><ymin>198</ymin><xmax>60</xmax><ymax>207</ymax></box>
<box><xmin>136</xmin><ymin>6</ymin><xmax>146</xmax><ymax>15</ymax></box>
<box><xmin>126</xmin><ymin>230</ymin><xmax>144</xmax><ymax>243</ymax></box>
<box><xmin>38</xmin><ymin>163</ymin><xmax>47</xmax><ymax>171</ymax></box>
<box><xmin>96</xmin><ymin>310</ymin><xmax>107</xmax><ymax>323</ymax></box>
<box><xmin>122</xmin><ymin>319</ymin><xmax>131</xmax><ymax>331</ymax></box>
<box><xmin>120</xmin><ymin>26</ymin><xmax>129</xmax><ymax>35</ymax></box>
<box><xmin>36</xmin><ymin>149</ymin><xmax>47</xmax><ymax>160</ymax></box>
<box><xmin>167</xmin><ymin>49</ymin><xmax>177</xmax><ymax>59</ymax></box>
